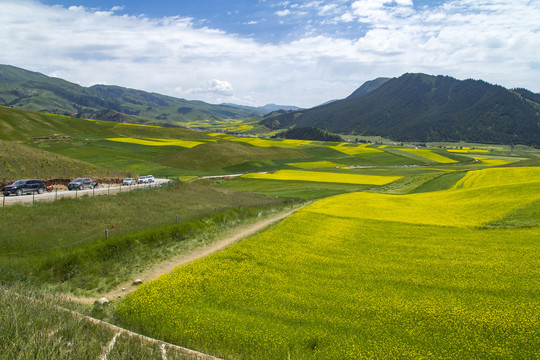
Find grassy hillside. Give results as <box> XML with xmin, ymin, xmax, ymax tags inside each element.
<box><xmin>0</xmin><ymin>64</ymin><xmax>263</xmax><ymax>126</ymax></box>
<box><xmin>0</xmin><ymin>140</ymin><xmax>125</xmax><ymax>181</ymax></box>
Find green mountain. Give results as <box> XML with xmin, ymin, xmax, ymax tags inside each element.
<box><xmin>345</xmin><ymin>77</ymin><xmax>390</xmax><ymax>99</ymax></box>
<box><xmin>272</xmin><ymin>127</ymin><xmax>344</xmax><ymax>142</ymax></box>
<box><xmin>0</xmin><ymin>64</ymin><xmax>264</xmax><ymax>126</ymax></box>
<box><xmin>260</xmin><ymin>73</ymin><xmax>540</xmax><ymax>147</ymax></box>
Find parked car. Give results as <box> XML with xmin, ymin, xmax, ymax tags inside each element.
<box><xmin>123</xmin><ymin>178</ymin><xmax>136</xmax><ymax>186</ymax></box>
<box><xmin>2</xmin><ymin>179</ymin><xmax>46</xmax><ymax>196</ymax></box>
<box><xmin>67</xmin><ymin>178</ymin><xmax>98</xmax><ymax>191</ymax></box>
<box><xmin>138</xmin><ymin>176</ymin><xmax>148</xmax><ymax>184</ymax></box>
<box><xmin>147</xmin><ymin>175</ymin><xmax>155</xmax><ymax>183</ymax></box>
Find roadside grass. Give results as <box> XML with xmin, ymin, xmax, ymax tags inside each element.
<box><xmin>0</xmin><ymin>286</ymin><xmax>200</xmax><ymax>359</ymax></box>
<box><xmin>0</xmin><ymin>181</ymin><xmax>291</xmax><ymax>294</ymax></box>
<box><xmin>116</xmin><ymin>202</ymin><xmax>540</xmax><ymax>359</ymax></box>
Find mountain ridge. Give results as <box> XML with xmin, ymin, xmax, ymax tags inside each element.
<box><xmin>260</xmin><ymin>73</ymin><xmax>540</xmax><ymax>147</ymax></box>
<box><xmin>0</xmin><ymin>64</ymin><xmax>276</xmax><ymax>125</ymax></box>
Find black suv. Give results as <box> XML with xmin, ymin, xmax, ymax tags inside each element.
<box><xmin>2</xmin><ymin>179</ymin><xmax>46</xmax><ymax>196</ymax></box>
<box><xmin>67</xmin><ymin>178</ymin><xmax>98</xmax><ymax>191</ymax></box>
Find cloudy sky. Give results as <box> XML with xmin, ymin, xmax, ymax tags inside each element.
<box><xmin>1</xmin><ymin>0</ymin><xmax>539</xmax><ymax>107</ymax></box>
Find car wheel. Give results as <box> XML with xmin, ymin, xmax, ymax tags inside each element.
<box><xmin>37</xmin><ymin>187</ymin><xmax>44</xmax><ymax>194</ymax></box>
<box><xmin>16</xmin><ymin>189</ymin><xmax>22</xmax><ymax>196</ymax></box>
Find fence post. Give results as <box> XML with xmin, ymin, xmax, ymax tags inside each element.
<box><xmin>108</xmin><ymin>184</ymin><xmax>110</xmax><ymax>195</ymax></box>
<box><xmin>2</xmin><ymin>194</ymin><xmax>4</xmax><ymax>209</ymax></box>
<box><xmin>75</xmin><ymin>189</ymin><xmax>77</xmax><ymax>199</ymax></box>
<box><xmin>32</xmin><ymin>190</ymin><xmax>35</xmax><ymax>205</ymax></box>
<box><xmin>105</xmin><ymin>229</ymin><xmax>109</xmax><ymax>240</ymax></box>
<box><xmin>55</xmin><ymin>188</ymin><xmax>57</xmax><ymax>201</ymax></box>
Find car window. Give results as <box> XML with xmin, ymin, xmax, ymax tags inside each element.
<box><xmin>13</xmin><ymin>180</ymin><xmax>25</xmax><ymax>185</ymax></box>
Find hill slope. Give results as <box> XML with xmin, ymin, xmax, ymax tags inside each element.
<box><xmin>0</xmin><ymin>64</ymin><xmax>264</xmax><ymax>125</ymax></box>
<box><xmin>261</xmin><ymin>73</ymin><xmax>540</xmax><ymax>147</ymax></box>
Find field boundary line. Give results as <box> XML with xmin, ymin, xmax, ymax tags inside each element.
<box><xmin>101</xmin><ymin>332</ymin><xmax>121</xmax><ymax>360</ymax></box>
<box><xmin>6</xmin><ymin>290</ymin><xmax>223</xmax><ymax>360</ymax></box>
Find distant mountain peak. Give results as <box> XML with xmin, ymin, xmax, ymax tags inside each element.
<box><xmin>346</xmin><ymin>77</ymin><xmax>391</xmax><ymax>99</ymax></box>
<box><xmin>260</xmin><ymin>73</ymin><xmax>540</xmax><ymax>147</ymax></box>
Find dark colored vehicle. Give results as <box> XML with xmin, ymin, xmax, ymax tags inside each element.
<box><xmin>2</xmin><ymin>179</ymin><xmax>46</xmax><ymax>196</ymax></box>
<box><xmin>67</xmin><ymin>178</ymin><xmax>98</xmax><ymax>191</ymax></box>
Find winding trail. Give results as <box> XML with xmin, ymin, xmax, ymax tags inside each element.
<box><xmin>77</xmin><ymin>206</ymin><xmax>303</xmax><ymax>304</ymax></box>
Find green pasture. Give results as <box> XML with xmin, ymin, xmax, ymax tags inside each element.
<box><xmin>0</xmin><ymin>181</ymin><xmax>291</xmax><ymax>294</ymax></box>
<box><xmin>207</xmin><ymin>177</ymin><xmax>373</xmax><ymax>200</ymax></box>
<box><xmin>0</xmin><ymin>140</ymin><xmax>126</xmax><ymax>181</ymax></box>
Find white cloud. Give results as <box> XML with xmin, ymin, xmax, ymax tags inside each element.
<box><xmin>275</xmin><ymin>9</ymin><xmax>292</xmax><ymax>16</ymax></box>
<box><xmin>0</xmin><ymin>0</ymin><xmax>539</xmax><ymax>108</ymax></box>
<box><xmin>187</xmin><ymin>79</ymin><xmax>235</xmax><ymax>97</ymax></box>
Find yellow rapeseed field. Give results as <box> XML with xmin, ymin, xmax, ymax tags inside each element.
<box><xmin>329</xmin><ymin>143</ymin><xmax>384</xmax><ymax>155</ymax></box>
<box><xmin>447</xmin><ymin>149</ymin><xmax>490</xmax><ymax>153</ymax></box>
<box><xmin>399</xmin><ymin>148</ymin><xmax>458</xmax><ymax>163</ymax></box>
<box><xmin>118</xmin><ymin>169</ymin><xmax>540</xmax><ymax>358</ymax></box>
<box><xmin>471</xmin><ymin>156</ymin><xmax>513</xmax><ymax>166</ymax></box>
<box><xmin>207</xmin><ymin>133</ymin><xmax>314</xmax><ymax>147</ymax></box>
<box><xmin>106</xmin><ymin>137</ymin><xmax>209</xmax><ymax>148</ymax></box>
<box><xmin>286</xmin><ymin>161</ymin><xmax>345</xmax><ymax>169</ymax></box>
<box><xmin>304</xmin><ymin>167</ymin><xmax>540</xmax><ymax>227</ymax></box>
<box><xmin>243</xmin><ymin>169</ymin><xmax>402</xmax><ymax>185</ymax></box>
<box><xmin>452</xmin><ymin>166</ymin><xmax>540</xmax><ymax>189</ymax></box>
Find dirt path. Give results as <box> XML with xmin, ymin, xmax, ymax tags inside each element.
<box><xmin>77</xmin><ymin>207</ymin><xmax>301</xmax><ymax>304</ymax></box>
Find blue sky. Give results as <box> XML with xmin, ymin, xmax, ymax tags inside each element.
<box><xmin>2</xmin><ymin>0</ymin><xmax>539</xmax><ymax>107</ymax></box>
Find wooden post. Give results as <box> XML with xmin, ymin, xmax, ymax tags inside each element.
<box><xmin>105</xmin><ymin>229</ymin><xmax>109</xmax><ymax>240</ymax></box>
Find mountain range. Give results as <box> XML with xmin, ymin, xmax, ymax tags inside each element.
<box><xmin>260</xmin><ymin>73</ymin><xmax>540</xmax><ymax>147</ymax></box>
<box><xmin>0</xmin><ymin>64</ymin><xmax>295</xmax><ymax>126</ymax></box>
<box><xmin>2</xmin><ymin>64</ymin><xmax>540</xmax><ymax>147</ymax></box>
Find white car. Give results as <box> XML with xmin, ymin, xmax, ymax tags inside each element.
<box><xmin>123</xmin><ymin>178</ymin><xmax>136</xmax><ymax>186</ymax></box>
<box><xmin>147</xmin><ymin>175</ymin><xmax>155</xmax><ymax>183</ymax></box>
<box><xmin>138</xmin><ymin>176</ymin><xmax>148</xmax><ymax>184</ymax></box>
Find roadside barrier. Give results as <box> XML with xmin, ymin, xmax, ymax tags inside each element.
<box><xmin>2</xmin><ymin>180</ymin><xmax>171</xmax><ymax>208</ymax></box>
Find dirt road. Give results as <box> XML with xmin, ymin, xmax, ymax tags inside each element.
<box><xmin>77</xmin><ymin>207</ymin><xmax>301</xmax><ymax>304</ymax></box>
